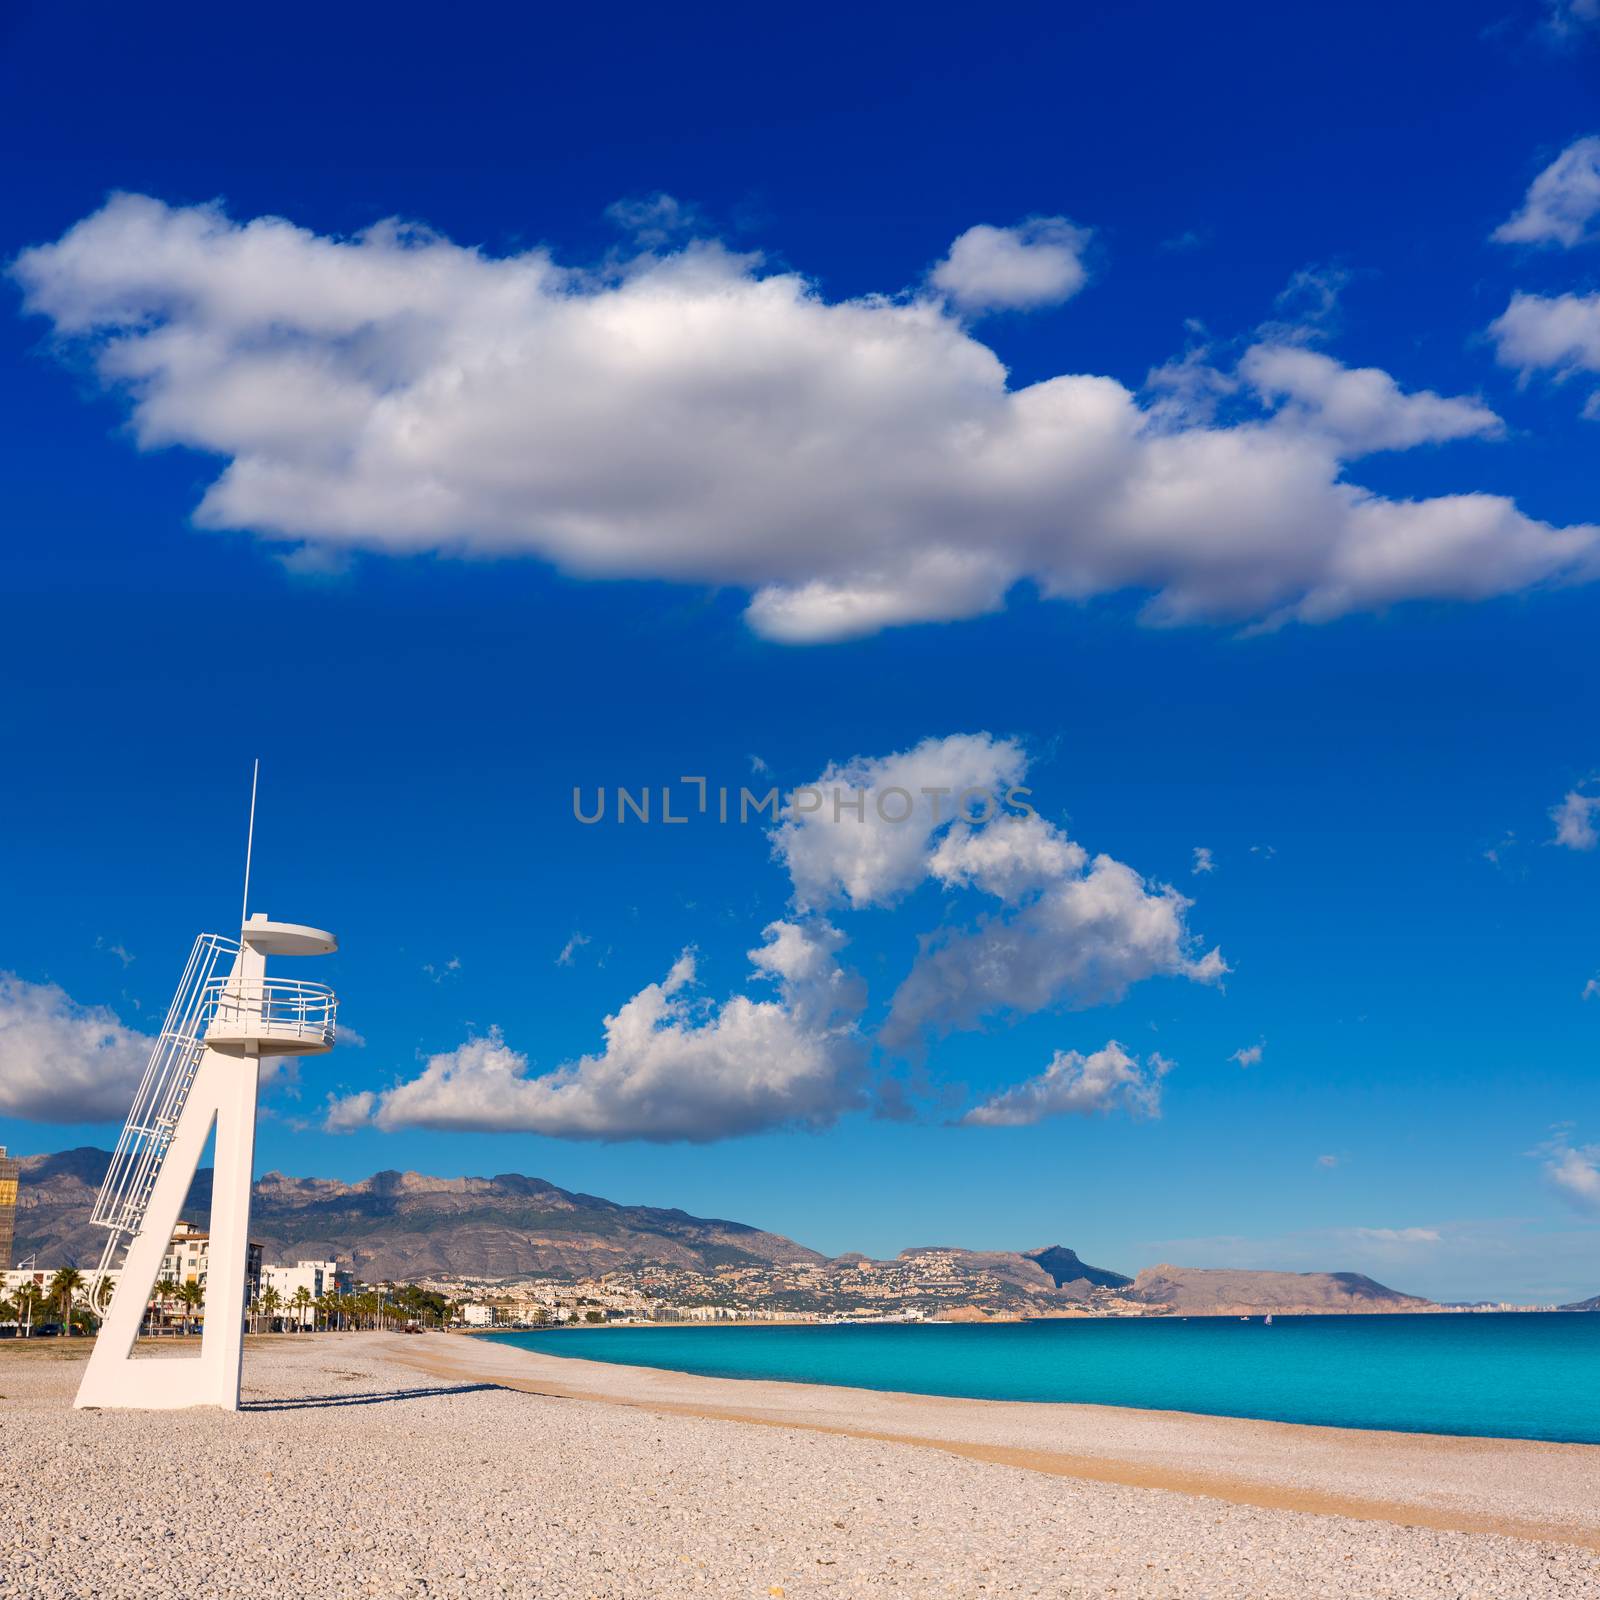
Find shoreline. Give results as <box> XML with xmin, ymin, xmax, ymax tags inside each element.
<box><xmin>378</xmin><ymin>1329</ymin><xmax>1600</xmax><ymax>1550</ymax></box>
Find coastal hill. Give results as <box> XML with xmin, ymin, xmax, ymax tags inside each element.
<box><xmin>13</xmin><ymin>1148</ymin><xmax>1429</xmax><ymax>1314</ymax></box>
<box><xmin>1025</xmin><ymin>1245</ymin><xmax>1133</xmax><ymax>1290</ymax></box>
<box><xmin>13</xmin><ymin>1148</ymin><xmax>825</xmax><ymax>1280</ymax></box>
<box><xmin>1558</xmin><ymin>1292</ymin><xmax>1600</xmax><ymax>1312</ymax></box>
<box><xmin>1126</xmin><ymin>1264</ymin><xmax>1431</xmax><ymax>1316</ymax></box>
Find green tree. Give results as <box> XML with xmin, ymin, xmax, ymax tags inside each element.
<box><xmin>176</xmin><ymin>1279</ymin><xmax>204</xmax><ymax>1336</ymax></box>
<box><xmin>14</xmin><ymin>1282</ymin><xmax>44</xmax><ymax>1336</ymax></box>
<box><xmin>260</xmin><ymin>1286</ymin><xmax>282</xmax><ymax>1332</ymax></box>
<box><xmin>291</xmin><ymin>1285</ymin><xmax>313</xmax><ymax>1332</ymax></box>
<box><xmin>47</xmin><ymin>1268</ymin><xmax>85</xmax><ymax>1336</ymax></box>
<box><xmin>152</xmin><ymin>1277</ymin><xmax>181</xmax><ymax>1335</ymax></box>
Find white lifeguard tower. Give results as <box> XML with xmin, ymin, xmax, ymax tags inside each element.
<box><xmin>76</xmin><ymin>769</ymin><xmax>338</xmax><ymax>1411</ymax></box>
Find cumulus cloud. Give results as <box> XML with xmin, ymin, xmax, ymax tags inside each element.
<box><xmin>13</xmin><ymin>194</ymin><xmax>1598</xmax><ymax>644</ymax></box>
<box><xmin>0</xmin><ymin>973</ymin><xmax>150</xmax><ymax>1121</ymax></box>
<box><xmin>771</xmin><ymin>734</ymin><xmax>1223</xmax><ymax>1048</ymax></box>
<box><xmin>323</xmin><ymin>1088</ymin><xmax>376</xmax><ymax>1132</ymax></box>
<box><xmin>1544</xmin><ymin>1139</ymin><xmax>1600</xmax><ymax>1213</ymax></box>
<box><xmin>1238</xmin><ymin>344</ymin><xmax>1502</xmax><ymax>454</ymax></box>
<box><xmin>888</xmin><ymin>824</ymin><xmax>1225</xmax><ymax>1044</ymax></box>
<box><xmin>324</xmin><ymin>920</ymin><xmax>867</xmax><ymax>1141</ymax></box>
<box><xmin>929</xmin><ymin>217</ymin><xmax>1092</xmax><ymax>313</ymax></box>
<box><xmin>774</xmin><ymin>733</ymin><xmax>1030</xmax><ymax>911</ymax></box>
<box><xmin>1494</xmin><ymin>137</ymin><xmax>1600</xmax><ymax>248</ymax></box>
<box><xmin>1230</xmin><ymin>1042</ymin><xmax>1264</xmax><ymax>1068</ymax></box>
<box><xmin>1551</xmin><ymin>785</ymin><xmax>1600</xmax><ymax>849</ymax></box>
<box><xmin>1491</xmin><ymin>292</ymin><xmax>1600</xmax><ymax>385</ymax></box>
<box><xmin>961</xmin><ymin>1042</ymin><xmax>1172</xmax><ymax>1126</ymax></box>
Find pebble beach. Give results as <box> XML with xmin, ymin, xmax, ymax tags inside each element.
<box><xmin>4</xmin><ymin>1332</ymin><xmax>1598</xmax><ymax>1599</ymax></box>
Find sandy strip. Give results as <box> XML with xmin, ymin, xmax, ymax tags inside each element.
<box><xmin>379</xmin><ymin>1329</ymin><xmax>1600</xmax><ymax>1550</ymax></box>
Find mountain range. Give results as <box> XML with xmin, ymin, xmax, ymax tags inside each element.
<box><xmin>13</xmin><ymin>1148</ymin><xmax>822</xmax><ymax>1281</ymax></box>
<box><xmin>12</xmin><ymin>1147</ymin><xmax>1559</xmax><ymax>1314</ymax></box>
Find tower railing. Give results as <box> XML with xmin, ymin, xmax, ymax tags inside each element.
<box><xmin>200</xmin><ymin>976</ymin><xmax>337</xmax><ymax>1049</ymax></box>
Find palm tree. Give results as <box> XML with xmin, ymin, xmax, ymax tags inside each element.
<box><xmin>92</xmin><ymin>1275</ymin><xmax>115</xmax><ymax>1324</ymax></box>
<box><xmin>260</xmin><ymin>1286</ymin><xmax>281</xmax><ymax>1333</ymax></box>
<box><xmin>291</xmin><ymin>1285</ymin><xmax>313</xmax><ymax>1332</ymax></box>
<box><xmin>152</xmin><ymin>1277</ymin><xmax>181</xmax><ymax>1335</ymax></box>
<box><xmin>47</xmin><ymin>1268</ymin><xmax>85</xmax><ymax>1337</ymax></box>
<box><xmin>176</xmin><ymin>1280</ymin><xmax>204</xmax><ymax>1336</ymax></box>
<box><xmin>14</xmin><ymin>1282</ymin><xmax>43</xmax><ymax>1337</ymax></box>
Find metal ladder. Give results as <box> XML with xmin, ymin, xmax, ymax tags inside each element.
<box><xmin>87</xmin><ymin>933</ymin><xmax>239</xmax><ymax>1300</ymax></box>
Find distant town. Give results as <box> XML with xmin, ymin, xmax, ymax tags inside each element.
<box><xmin>0</xmin><ymin>1145</ymin><xmax>1585</xmax><ymax>1335</ymax></box>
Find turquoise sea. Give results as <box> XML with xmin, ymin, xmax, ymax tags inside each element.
<box><xmin>490</xmin><ymin>1313</ymin><xmax>1600</xmax><ymax>1443</ymax></box>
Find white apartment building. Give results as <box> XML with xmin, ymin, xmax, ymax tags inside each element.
<box><xmin>260</xmin><ymin>1259</ymin><xmax>353</xmax><ymax>1327</ymax></box>
<box><xmin>3</xmin><ymin>1221</ymin><xmax>263</xmax><ymax>1322</ymax></box>
<box><xmin>461</xmin><ymin>1302</ymin><xmax>500</xmax><ymax>1327</ymax></box>
<box><xmin>159</xmin><ymin>1220</ymin><xmax>264</xmax><ymax>1305</ymax></box>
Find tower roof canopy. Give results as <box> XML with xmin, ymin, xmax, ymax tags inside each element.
<box><xmin>241</xmin><ymin>915</ymin><xmax>337</xmax><ymax>956</ymax></box>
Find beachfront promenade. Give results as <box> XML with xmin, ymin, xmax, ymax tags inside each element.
<box><xmin>4</xmin><ymin>1333</ymin><xmax>1597</xmax><ymax>1598</ymax></box>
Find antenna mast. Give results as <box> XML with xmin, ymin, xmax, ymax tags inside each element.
<box><xmin>239</xmin><ymin>759</ymin><xmax>259</xmax><ymax>932</ymax></box>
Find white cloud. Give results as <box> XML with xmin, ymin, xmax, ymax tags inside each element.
<box><xmin>771</xmin><ymin>734</ymin><xmax>1223</xmax><ymax>1047</ymax></box>
<box><xmin>324</xmin><ymin>920</ymin><xmax>867</xmax><ymax>1142</ymax></box>
<box><xmin>1544</xmin><ymin>1140</ymin><xmax>1600</xmax><ymax>1213</ymax></box>
<box><xmin>774</xmin><ymin>733</ymin><xmax>1030</xmax><ymax>912</ymax></box>
<box><xmin>1583</xmin><ymin>975</ymin><xmax>1600</xmax><ymax>1000</ymax></box>
<box><xmin>961</xmin><ymin>1042</ymin><xmax>1172</xmax><ymax>1126</ymax></box>
<box><xmin>929</xmin><ymin>217</ymin><xmax>1092</xmax><ymax>313</ymax></box>
<box><xmin>1316</xmin><ymin>1153</ymin><xmax>1340</xmax><ymax>1169</ymax></box>
<box><xmin>0</xmin><ymin>973</ymin><xmax>149</xmax><ymax>1121</ymax></box>
<box><xmin>15</xmin><ymin>194</ymin><xmax>1599</xmax><ymax>645</ymax></box>
<box><xmin>1494</xmin><ymin>137</ymin><xmax>1600</xmax><ymax>249</ymax></box>
<box><xmin>1230</xmin><ymin>1042</ymin><xmax>1264</xmax><ymax>1068</ymax></box>
<box><xmin>556</xmin><ymin>932</ymin><xmax>590</xmax><ymax>967</ymax></box>
<box><xmin>1238</xmin><ymin>343</ymin><xmax>1502</xmax><ymax>454</ymax></box>
<box><xmin>888</xmin><ymin>825</ymin><xmax>1225</xmax><ymax>1045</ymax></box>
<box><xmin>1352</xmin><ymin>1226</ymin><xmax>1441</xmax><ymax>1245</ymax></box>
<box><xmin>1491</xmin><ymin>291</ymin><xmax>1600</xmax><ymax>382</ymax></box>
<box><xmin>323</xmin><ymin>1088</ymin><xmax>376</xmax><ymax>1132</ymax></box>
<box><xmin>1551</xmin><ymin>785</ymin><xmax>1600</xmax><ymax>849</ymax></box>
<box><xmin>1191</xmin><ymin>846</ymin><xmax>1215</xmax><ymax>875</ymax></box>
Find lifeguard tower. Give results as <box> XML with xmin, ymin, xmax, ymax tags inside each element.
<box><xmin>76</xmin><ymin>773</ymin><xmax>338</xmax><ymax>1411</ymax></box>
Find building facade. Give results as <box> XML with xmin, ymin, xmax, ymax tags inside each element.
<box><xmin>0</xmin><ymin>1146</ymin><xmax>19</xmax><ymax>1270</ymax></box>
<box><xmin>160</xmin><ymin>1220</ymin><xmax>264</xmax><ymax>1306</ymax></box>
<box><xmin>260</xmin><ymin>1260</ymin><xmax>353</xmax><ymax>1327</ymax></box>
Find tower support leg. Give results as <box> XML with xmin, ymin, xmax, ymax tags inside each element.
<box><xmin>74</xmin><ymin>1049</ymin><xmax>261</xmax><ymax>1411</ymax></box>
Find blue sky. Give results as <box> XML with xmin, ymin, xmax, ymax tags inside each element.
<box><xmin>3</xmin><ymin>0</ymin><xmax>1599</xmax><ymax>1302</ymax></box>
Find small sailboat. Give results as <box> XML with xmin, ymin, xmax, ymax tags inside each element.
<box><xmin>1264</xmin><ymin>1313</ymin><xmax>1274</xmax><ymax>1325</ymax></box>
